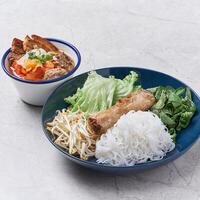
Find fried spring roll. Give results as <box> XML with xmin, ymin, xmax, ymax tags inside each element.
<box><xmin>87</xmin><ymin>89</ymin><xmax>155</xmax><ymax>137</ymax></box>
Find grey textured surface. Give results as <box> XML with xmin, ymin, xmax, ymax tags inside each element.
<box><xmin>1</xmin><ymin>0</ymin><xmax>200</xmax><ymax>199</ymax></box>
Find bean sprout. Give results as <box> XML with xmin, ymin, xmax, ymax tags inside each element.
<box><xmin>46</xmin><ymin>109</ymin><xmax>96</xmax><ymax>160</ymax></box>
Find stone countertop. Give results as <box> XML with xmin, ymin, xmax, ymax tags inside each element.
<box><xmin>1</xmin><ymin>0</ymin><xmax>200</xmax><ymax>199</ymax></box>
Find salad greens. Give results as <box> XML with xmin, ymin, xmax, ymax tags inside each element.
<box><xmin>65</xmin><ymin>71</ymin><xmax>139</xmax><ymax>113</ymax></box>
<box><xmin>149</xmin><ymin>86</ymin><xmax>196</xmax><ymax>141</ymax></box>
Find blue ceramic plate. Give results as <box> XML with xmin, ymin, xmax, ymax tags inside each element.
<box><xmin>41</xmin><ymin>67</ymin><xmax>200</xmax><ymax>173</ymax></box>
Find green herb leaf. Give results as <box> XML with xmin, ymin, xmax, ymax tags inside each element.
<box><xmin>28</xmin><ymin>51</ymin><xmax>53</xmax><ymax>64</ymax></box>
<box><xmin>150</xmin><ymin>86</ymin><xmax>196</xmax><ymax>140</ymax></box>
<box><xmin>152</xmin><ymin>90</ymin><xmax>167</xmax><ymax>110</ymax></box>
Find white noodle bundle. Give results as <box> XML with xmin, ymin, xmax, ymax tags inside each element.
<box><xmin>95</xmin><ymin>111</ymin><xmax>175</xmax><ymax>166</ymax></box>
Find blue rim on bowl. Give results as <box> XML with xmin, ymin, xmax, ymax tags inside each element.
<box><xmin>1</xmin><ymin>38</ymin><xmax>81</xmax><ymax>84</ymax></box>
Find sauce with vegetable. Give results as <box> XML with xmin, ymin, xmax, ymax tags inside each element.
<box><xmin>8</xmin><ymin>35</ymin><xmax>75</xmax><ymax>81</ymax></box>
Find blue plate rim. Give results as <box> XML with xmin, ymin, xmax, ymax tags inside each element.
<box><xmin>41</xmin><ymin>66</ymin><xmax>200</xmax><ymax>169</ymax></box>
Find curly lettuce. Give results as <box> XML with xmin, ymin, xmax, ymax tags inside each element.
<box><xmin>65</xmin><ymin>71</ymin><xmax>139</xmax><ymax>113</ymax></box>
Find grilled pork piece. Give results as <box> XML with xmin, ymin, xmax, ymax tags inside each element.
<box><xmin>23</xmin><ymin>35</ymin><xmax>59</xmax><ymax>52</ymax></box>
<box><xmin>11</xmin><ymin>38</ymin><xmax>25</xmax><ymax>54</ymax></box>
<box><xmin>43</xmin><ymin>68</ymin><xmax>67</xmax><ymax>80</ymax></box>
<box><xmin>54</xmin><ymin>52</ymin><xmax>75</xmax><ymax>71</ymax></box>
<box><xmin>7</xmin><ymin>38</ymin><xmax>25</xmax><ymax>66</ymax></box>
<box><xmin>31</xmin><ymin>35</ymin><xmax>59</xmax><ymax>52</ymax></box>
<box><xmin>23</xmin><ymin>35</ymin><xmax>36</xmax><ymax>51</ymax></box>
<box><xmin>87</xmin><ymin>89</ymin><xmax>156</xmax><ymax>137</ymax></box>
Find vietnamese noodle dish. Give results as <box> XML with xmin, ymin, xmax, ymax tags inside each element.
<box><xmin>46</xmin><ymin>71</ymin><xmax>196</xmax><ymax>166</ymax></box>
<box><xmin>7</xmin><ymin>35</ymin><xmax>75</xmax><ymax>81</ymax></box>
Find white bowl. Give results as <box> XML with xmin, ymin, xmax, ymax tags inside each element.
<box><xmin>1</xmin><ymin>38</ymin><xmax>81</xmax><ymax>106</ymax></box>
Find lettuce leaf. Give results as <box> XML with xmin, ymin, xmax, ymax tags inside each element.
<box><xmin>113</xmin><ymin>71</ymin><xmax>140</xmax><ymax>104</ymax></box>
<box><xmin>65</xmin><ymin>71</ymin><xmax>139</xmax><ymax>113</ymax></box>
